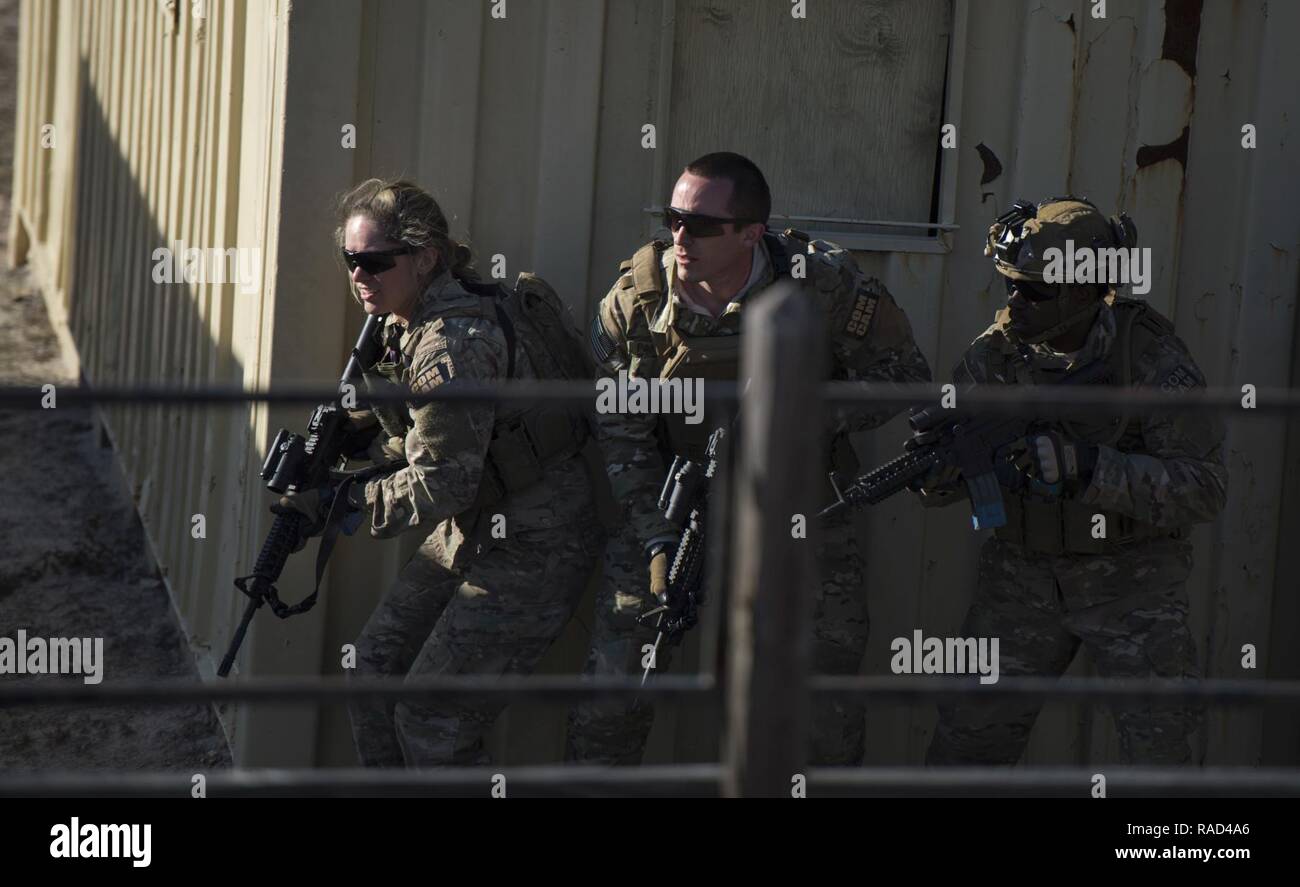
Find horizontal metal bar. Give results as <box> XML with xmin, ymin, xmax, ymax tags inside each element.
<box><xmin>1</xmin><ymin>675</ymin><xmax>1295</xmax><ymax>707</ymax></box>
<box><xmin>811</xmin><ymin>676</ymin><xmax>1300</xmax><ymax>705</ymax></box>
<box><xmin>0</xmin><ymin>675</ymin><xmax>718</xmax><ymax>707</ymax></box>
<box><xmin>641</xmin><ymin>207</ymin><xmax>961</xmax><ymax>231</ymax></box>
<box><xmin>769</xmin><ymin>213</ymin><xmax>961</xmax><ymax>232</ymax></box>
<box><xmin>0</xmin><ymin>766</ymin><xmax>1294</xmax><ymax>798</ymax></box>
<box><xmin>808</xmin><ymin>766</ymin><xmax>1300</xmax><ymax>798</ymax></box>
<box><xmin>0</xmin><ymin>382</ymin><xmax>1296</xmax><ymax>414</ymax></box>
<box><xmin>0</xmin><ymin>381</ymin><xmax>603</xmax><ymax>408</ymax></box>
<box><xmin>820</xmin><ymin>232</ymin><xmax>954</xmax><ymax>254</ymax></box>
<box><xmin>0</xmin><ymin>765</ymin><xmax>724</xmax><ymax>798</ymax></box>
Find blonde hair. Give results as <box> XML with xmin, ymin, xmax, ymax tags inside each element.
<box><xmin>334</xmin><ymin>178</ymin><xmax>476</xmax><ymax>283</ymax></box>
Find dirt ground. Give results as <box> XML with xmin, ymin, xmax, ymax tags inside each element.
<box><xmin>0</xmin><ymin>0</ymin><xmax>231</xmax><ymax>772</ymax></box>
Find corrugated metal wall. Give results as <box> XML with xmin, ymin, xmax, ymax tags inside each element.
<box><xmin>12</xmin><ymin>0</ymin><xmax>1299</xmax><ymax>768</ymax></box>
<box><xmin>7</xmin><ymin>0</ymin><xmax>320</xmax><ymax>762</ymax></box>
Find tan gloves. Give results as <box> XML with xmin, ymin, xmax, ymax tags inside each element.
<box><xmin>649</xmin><ymin>549</ymin><xmax>672</xmax><ymax>603</ymax></box>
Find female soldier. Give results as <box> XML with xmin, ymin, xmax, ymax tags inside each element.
<box><xmin>282</xmin><ymin>178</ymin><xmax>599</xmax><ymax>767</ymax></box>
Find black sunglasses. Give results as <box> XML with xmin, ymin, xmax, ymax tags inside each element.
<box><xmin>661</xmin><ymin>207</ymin><xmax>758</xmax><ymax>238</ymax></box>
<box><xmin>1004</xmin><ymin>276</ymin><xmax>1058</xmax><ymax>303</ymax></box>
<box><xmin>342</xmin><ymin>245</ymin><xmax>414</xmax><ymax>275</ymax></box>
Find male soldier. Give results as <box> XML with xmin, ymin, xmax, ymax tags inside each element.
<box><xmin>917</xmin><ymin>197</ymin><xmax>1227</xmax><ymax>765</ymax></box>
<box><xmin>566</xmin><ymin>152</ymin><xmax>932</xmax><ymax>765</ymax></box>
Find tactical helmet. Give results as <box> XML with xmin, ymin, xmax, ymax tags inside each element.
<box><xmin>984</xmin><ymin>197</ymin><xmax>1137</xmax><ymax>283</ymax></box>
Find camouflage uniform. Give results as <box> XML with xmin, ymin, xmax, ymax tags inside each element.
<box><xmin>924</xmin><ymin>299</ymin><xmax>1228</xmax><ymax>765</ymax></box>
<box><xmin>566</xmin><ymin>231</ymin><xmax>931</xmax><ymax>765</ymax></box>
<box><xmin>347</xmin><ymin>270</ymin><xmax>600</xmax><ymax>767</ymax></box>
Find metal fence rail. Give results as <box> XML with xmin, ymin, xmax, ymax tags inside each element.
<box><xmin>1</xmin><ymin>675</ymin><xmax>1296</xmax><ymax>707</ymax></box>
<box><xmin>1</xmin><ymin>381</ymin><xmax>1298</xmax><ymax>413</ymax></box>
<box><xmin>0</xmin><ymin>675</ymin><xmax>718</xmax><ymax>706</ymax></box>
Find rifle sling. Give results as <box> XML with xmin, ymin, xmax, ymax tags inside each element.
<box><xmin>269</xmin><ymin>467</ymin><xmax>398</xmax><ymax>619</ymax></box>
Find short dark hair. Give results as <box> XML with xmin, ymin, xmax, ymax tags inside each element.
<box><xmin>683</xmin><ymin>151</ymin><xmax>771</xmax><ymax>225</ymax></box>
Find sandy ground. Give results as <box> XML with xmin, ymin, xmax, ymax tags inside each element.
<box><xmin>0</xmin><ymin>0</ymin><xmax>231</xmax><ymax>772</ymax></box>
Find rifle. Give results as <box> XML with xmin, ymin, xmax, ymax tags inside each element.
<box><xmin>637</xmin><ymin>424</ymin><xmax>728</xmax><ymax>686</ymax></box>
<box><xmin>216</xmin><ymin>314</ymin><xmax>405</xmax><ymax>678</ymax></box>
<box><xmin>818</xmin><ymin>358</ymin><xmax>1114</xmax><ymax>529</ymax></box>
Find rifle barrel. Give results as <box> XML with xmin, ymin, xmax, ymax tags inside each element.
<box><xmin>217</xmin><ymin>597</ymin><xmax>261</xmax><ymax>677</ymax></box>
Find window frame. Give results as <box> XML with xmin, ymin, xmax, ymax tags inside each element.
<box><xmin>643</xmin><ymin>0</ymin><xmax>967</xmax><ymax>254</ymax></box>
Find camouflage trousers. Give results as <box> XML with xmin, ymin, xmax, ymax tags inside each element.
<box><xmin>348</xmin><ymin>518</ymin><xmax>599</xmax><ymax>767</ymax></box>
<box><xmin>927</xmin><ymin>534</ymin><xmax>1202</xmax><ymax>766</ymax></box>
<box><xmin>565</xmin><ymin>518</ymin><xmax>869</xmax><ymax>765</ymax></box>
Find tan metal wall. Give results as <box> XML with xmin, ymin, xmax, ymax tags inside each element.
<box><xmin>13</xmin><ymin>0</ymin><xmax>1299</xmax><ymax>768</ymax></box>
<box><xmin>7</xmin><ymin>0</ymin><xmax>324</xmax><ymax>763</ymax></box>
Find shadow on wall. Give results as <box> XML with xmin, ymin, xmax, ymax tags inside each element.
<box><xmin>57</xmin><ymin>53</ymin><xmax>245</xmax><ymax>719</ymax></box>
<box><xmin>55</xmin><ymin>55</ymin><xmax>642</xmax><ymax>770</ymax></box>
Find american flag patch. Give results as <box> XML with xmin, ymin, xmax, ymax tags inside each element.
<box><xmin>590</xmin><ymin>315</ymin><xmax>618</xmax><ymax>364</ymax></box>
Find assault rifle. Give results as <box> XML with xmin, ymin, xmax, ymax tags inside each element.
<box><xmin>217</xmin><ymin>314</ymin><xmax>405</xmax><ymax>677</ymax></box>
<box><xmin>819</xmin><ymin>358</ymin><xmax>1114</xmax><ymax>529</ymax></box>
<box><xmin>637</xmin><ymin>424</ymin><xmax>727</xmax><ymax>685</ymax></box>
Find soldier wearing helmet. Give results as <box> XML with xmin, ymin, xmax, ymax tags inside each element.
<box><xmin>987</xmin><ymin>197</ymin><xmax>1140</xmax><ymax>346</ymax></box>
<box><xmin>917</xmin><ymin>197</ymin><xmax>1227</xmax><ymax>765</ymax></box>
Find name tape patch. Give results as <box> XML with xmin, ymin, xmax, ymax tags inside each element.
<box><xmin>845</xmin><ymin>281</ymin><xmax>881</xmax><ymax>338</ymax></box>
<box><xmin>1159</xmin><ymin>365</ymin><xmax>1198</xmax><ymax>393</ymax></box>
<box><xmin>411</xmin><ymin>356</ymin><xmax>455</xmax><ymax>393</ymax></box>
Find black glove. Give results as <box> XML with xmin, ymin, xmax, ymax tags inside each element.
<box><xmin>270</xmin><ymin>486</ymin><xmax>332</xmax><ymax>547</ymax></box>
<box><xmin>1021</xmin><ymin>431</ymin><xmax>1098</xmax><ymax>495</ymax></box>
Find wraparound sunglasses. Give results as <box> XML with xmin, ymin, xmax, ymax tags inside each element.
<box><xmin>661</xmin><ymin>206</ymin><xmax>760</xmax><ymax>238</ymax></box>
<box><xmin>342</xmin><ymin>245</ymin><xmax>414</xmax><ymax>275</ymax></box>
<box><xmin>1004</xmin><ymin>275</ymin><xmax>1059</xmax><ymax>303</ymax></box>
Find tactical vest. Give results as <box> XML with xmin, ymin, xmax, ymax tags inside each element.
<box><xmin>618</xmin><ymin>231</ymin><xmax>863</xmax><ymax>480</ymax></box>
<box><xmin>984</xmin><ymin>298</ymin><xmax>1182</xmax><ymax>555</ymax></box>
<box><xmin>362</xmin><ymin>274</ymin><xmax>590</xmax><ymax>509</ymax></box>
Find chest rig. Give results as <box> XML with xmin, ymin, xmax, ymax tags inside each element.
<box><xmin>983</xmin><ymin>298</ymin><xmax>1180</xmax><ymax>554</ymax></box>
<box><xmin>619</xmin><ymin>232</ymin><xmax>862</xmax><ymax>479</ymax></box>
<box><xmin>362</xmin><ymin>277</ymin><xmax>589</xmax><ymax>508</ymax></box>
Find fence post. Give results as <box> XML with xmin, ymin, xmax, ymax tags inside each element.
<box><xmin>723</xmin><ymin>279</ymin><xmax>826</xmax><ymax>797</ymax></box>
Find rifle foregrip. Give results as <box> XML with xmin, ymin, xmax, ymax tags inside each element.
<box><xmin>217</xmin><ymin>512</ymin><xmax>304</xmax><ymax>677</ymax></box>
<box><xmin>253</xmin><ymin>511</ymin><xmax>302</xmax><ymax>580</ymax></box>
<box><xmin>846</xmin><ymin>448</ymin><xmax>941</xmax><ymax>508</ymax></box>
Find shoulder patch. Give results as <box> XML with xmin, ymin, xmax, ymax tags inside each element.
<box><xmin>843</xmin><ymin>278</ymin><xmax>883</xmax><ymax>338</ymax></box>
<box><xmin>410</xmin><ymin>352</ymin><xmax>456</xmax><ymax>394</ymax></box>
<box><xmin>1159</xmin><ymin>364</ymin><xmax>1199</xmax><ymax>393</ymax></box>
<box><xmin>589</xmin><ymin>314</ymin><xmax>618</xmax><ymax>364</ymax></box>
